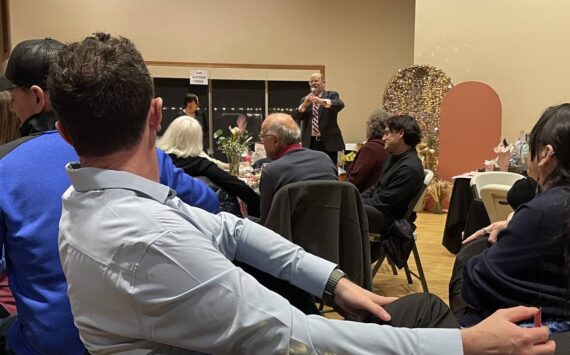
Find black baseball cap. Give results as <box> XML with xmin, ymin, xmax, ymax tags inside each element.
<box><xmin>0</xmin><ymin>37</ymin><xmax>64</xmax><ymax>92</ymax></box>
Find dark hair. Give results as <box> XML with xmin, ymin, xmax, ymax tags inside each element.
<box><xmin>529</xmin><ymin>104</ymin><xmax>570</xmax><ymax>318</ymax></box>
<box><xmin>366</xmin><ymin>109</ymin><xmax>389</xmax><ymax>139</ymax></box>
<box><xmin>385</xmin><ymin>114</ymin><xmax>422</xmax><ymax>147</ymax></box>
<box><xmin>183</xmin><ymin>93</ymin><xmax>199</xmax><ymax>107</ymax></box>
<box><xmin>48</xmin><ymin>33</ymin><xmax>154</xmax><ymax>157</ymax></box>
<box><xmin>529</xmin><ymin>103</ymin><xmax>570</xmax><ymax>188</ymax></box>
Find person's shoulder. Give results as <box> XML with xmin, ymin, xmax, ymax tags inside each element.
<box><xmin>531</xmin><ymin>186</ymin><xmax>570</xmax><ymax>208</ymax></box>
<box><xmin>362</xmin><ymin>139</ymin><xmax>385</xmax><ymax>151</ymax></box>
<box><xmin>0</xmin><ymin>131</ymin><xmax>68</xmax><ymax>161</ymax></box>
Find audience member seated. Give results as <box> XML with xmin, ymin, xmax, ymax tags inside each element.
<box><xmin>53</xmin><ymin>32</ymin><xmax>554</xmax><ymax>355</ymax></box>
<box><xmin>451</xmin><ymin>104</ymin><xmax>570</xmax><ymax>338</ymax></box>
<box><xmin>158</xmin><ymin>115</ymin><xmax>260</xmax><ymax>217</ymax></box>
<box><xmin>362</xmin><ymin>115</ymin><xmax>424</xmax><ymax>235</ymax></box>
<box><xmin>259</xmin><ymin>113</ymin><xmax>337</xmax><ymax>223</ymax></box>
<box><xmin>449</xmin><ymin>175</ymin><xmax>539</xmax><ymax>315</ymax></box>
<box><xmin>0</xmin><ymin>37</ymin><xmax>218</xmax><ymax>355</ymax></box>
<box><xmin>346</xmin><ymin>108</ymin><xmax>390</xmax><ymax>192</ymax></box>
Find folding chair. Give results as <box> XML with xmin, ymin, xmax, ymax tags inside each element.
<box><xmin>370</xmin><ymin>169</ymin><xmax>434</xmax><ymax>292</ymax></box>
<box><xmin>470</xmin><ymin>172</ymin><xmax>524</xmax><ymax>222</ymax></box>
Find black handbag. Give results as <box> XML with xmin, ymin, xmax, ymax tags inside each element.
<box><xmin>382</xmin><ymin>219</ymin><xmax>415</xmax><ymax>269</ymax></box>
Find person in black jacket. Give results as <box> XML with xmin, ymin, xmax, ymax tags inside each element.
<box><xmin>157</xmin><ymin>115</ymin><xmax>260</xmax><ymax>217</ymax></box>
<box><xmin>361</xmin><ymin>115</ymin><xmax>424</xmax><ymax>234</ymax></box>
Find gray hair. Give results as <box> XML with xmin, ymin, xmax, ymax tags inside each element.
<box><xmin>265</xmin><ymin>120</ymin><xmax>301</xmax><ymax>147</ymax></box>
<box><xmin>156</xmin><ymin>115</ymin><xmax>203</xmax><ymax>158</ymax></box>
<box><xmin>366</xmin><ymin>109</ymin><xmax>390</xmax><ymax>139</ymax></box>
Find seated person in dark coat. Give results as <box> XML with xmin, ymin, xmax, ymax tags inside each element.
<box><xmin>346</xmin><ymin>109</ymin><xmax>390</xmax><ymax>193</ymax></box>
<box><xmin>454</xmin><ymin>104</ymin><xmax>570</xmax><ymax>335</ymax></box>
<box><xmin>361</xmin><ymin>115</ymin><xmax>424</xmax><ymax>235</ymax></box>
<box><xmin>259</xmin><ymin>113</ymin><xmax>338</xmax><ymax>223</ymax></box>
<box><xmin>157</xmin><ymin>115</ymin><xmax>260</xmax><ymax>217</ymax></box>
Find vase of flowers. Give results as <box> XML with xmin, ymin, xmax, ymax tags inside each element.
<box><xmin>214</xmin><ymin>126</ymin><xmax>252</xmax><ymax>176</ymax></box>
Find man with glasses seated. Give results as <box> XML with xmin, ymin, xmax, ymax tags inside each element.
<box><xmin>361</xmin><ymin>115</ymin><xmax>425</xmax><ymax>236</ymax></box>
<box><xmin>258</xmin><ymin>113</ymin><xmax>337</xmax><ymax>223</ymax></box>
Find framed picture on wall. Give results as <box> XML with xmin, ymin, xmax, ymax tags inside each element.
<box><xmin>0</xmin><ymin>0</ymin><xmax>10</xmax><ymax>62</ymax></box>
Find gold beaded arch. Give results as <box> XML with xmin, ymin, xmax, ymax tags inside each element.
<box><xmin>382</xmin><ymin>65</ymin><xmax>452</xmax><ymax>176</ymax></box>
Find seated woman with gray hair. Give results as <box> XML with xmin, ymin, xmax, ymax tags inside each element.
<box><xmin>157</xmin><ymin>116</ymin><xmax>260</xmax><ymax>217</ymax></box>
<box><xmin>345</xmin><ymin>109</ymin><xmax>390</xmax><ymax>192</ymax></box>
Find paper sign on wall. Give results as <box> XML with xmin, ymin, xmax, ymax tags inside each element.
<box><xmin>190</xmin><ymin>70</ymin><xmax>209</xmax><ymax>85</ymax></box>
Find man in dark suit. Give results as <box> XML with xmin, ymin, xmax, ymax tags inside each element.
<box><xmin>293</xmin><ymin>73</ymin><xmax>345</xmax><ymax>164</ymax></box>
<box><xmin>259</xmin><ymin>113</ymin><xmax>338</xmax><ymax>223</ymax></box>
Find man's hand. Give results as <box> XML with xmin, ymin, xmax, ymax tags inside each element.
<box><xmin>461</xmin><ymin>306</ymin><xmax>555</xmax><ymax>355</ymax></box>
<box><xmin>462</xmin><ymin>220</ymin><xmax>508</xmax><ymax>245</ymax></box>
<box><xmin>332</xmin><ymin>278</ymin><xmax>397</xmax><ymax>322</ymax></box>
<box><xmin>302</xmin><ymin>94</ymin><xmax>314</xmax><ymax>109</ymax></box>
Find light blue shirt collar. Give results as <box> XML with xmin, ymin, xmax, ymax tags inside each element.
<box><xmin>65</xmin><ymin>162</ymin><xmax>176</xmax><ymax>204</ymax></box>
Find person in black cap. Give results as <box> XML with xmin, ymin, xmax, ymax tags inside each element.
<box><xmin>0</xmin><ymin>37</ymin><xmax>218</xmax><ymax>355</ymax></box>
<box><xmin>0</xmin><ymin>37</ymin><xmax>63</xmax><ymax>135</ymax></box>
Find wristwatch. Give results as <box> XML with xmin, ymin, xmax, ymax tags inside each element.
<box><xmin>323</xmin><ymin>268</ymin><xmax>347</xmax><ymax>300</ymax></box>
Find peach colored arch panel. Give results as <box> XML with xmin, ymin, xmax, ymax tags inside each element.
<box><xmin>439</xmin><ymin>81</ymin><xmax>502</xmax><ymax>181</ymax></box>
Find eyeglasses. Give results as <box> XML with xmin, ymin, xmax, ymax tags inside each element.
<box><xmin>259</xmin><ymin>133</ymin><xmax>275</xmax><ymax>140</ymax></box>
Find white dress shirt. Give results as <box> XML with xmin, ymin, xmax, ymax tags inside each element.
<box><xmin>59</xmin><ymin>163</ymin><xmax>462</xmax><ymax>354</ymax></box>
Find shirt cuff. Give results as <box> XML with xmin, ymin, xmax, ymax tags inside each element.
<box><xmin>294</xmin><ymin>252</ymin><xmax>337</xmax><ymax>298</ymax></box>
<box><xmin>418</xmin><ymin>329</ymin><xmax>463</xmax><ymax>354</ymax></box>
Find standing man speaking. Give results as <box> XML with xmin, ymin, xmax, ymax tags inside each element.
<box><xmin>293</xmin><ymin>73</ymin><xmax>345</xmax><ymax>164</ymax></box>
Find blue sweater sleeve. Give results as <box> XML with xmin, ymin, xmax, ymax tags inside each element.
<box><xmin>156</xmin><ymin>148</ymin><xmax>219</xmax><ymax>213</ymax></box>
<box><xmin>462</xmin><ymin>190</ymin><xmax>567</xmax><ymax>317</ymax></box>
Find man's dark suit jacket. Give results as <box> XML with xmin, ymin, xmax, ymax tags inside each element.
<box><xmin>259</xmin><ymin>148</ymin><xmax>338</xmax><ymax>223</ymax></box>
<box><xmin>292</xmin><ymin>90</ymin><xmax>345</xmax><ymax>152</ymax></box>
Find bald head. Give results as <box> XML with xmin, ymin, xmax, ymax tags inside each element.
<box><xmin>261</xmin><ymin>113</ymin><xmax>301</xmax><ymax>159</ymax></box>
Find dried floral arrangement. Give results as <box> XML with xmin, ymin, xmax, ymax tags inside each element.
<box><xmin>426</xmin><ymin>180</ymin><xmax>452</xmax><ymax>214</ymax></box>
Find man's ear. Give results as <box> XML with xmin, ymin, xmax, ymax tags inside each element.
<box><xmin>149</xmin><ymin>97</ymin><xmax>163</xmax><ymax>132</ymax></box>
<box><xmin>30</xmin><ymin>85</ymin><xmax>46</xmax><ymax>109</ymax></box>
<box><xmin>56</xmin><ymin>121</ymin><xmax>74</xmax><ymax>146</ymax></box>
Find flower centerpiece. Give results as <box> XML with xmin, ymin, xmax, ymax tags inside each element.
<box><xmin>214</xmin><ymin>126</ymin><xmax>252</xmax><ymax>176</ymax></box>
<box><xmin>493</xmin><ymin>141</ymin><xmax>514</xmax><ymax>172</ymax></box>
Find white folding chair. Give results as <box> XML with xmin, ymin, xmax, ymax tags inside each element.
<box><xmin>470</xmin><ymin>172</ymin><xmax>524</xmax><ymax>222</ymax></box>
<box><xmin>470</xmin><ymin>172</ymin><xmax>525</xmax><ymax>199</ymax></box>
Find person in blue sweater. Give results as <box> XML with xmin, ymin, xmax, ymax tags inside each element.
<box><xmin>0</xmin><ymin>38</ymin><xmax>218</xmax><ymax>355</ymax></box>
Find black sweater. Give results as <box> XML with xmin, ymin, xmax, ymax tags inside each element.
<box><xmin>361</xmin><ymin>149</ymin><xmax>424</xmax><ymax>219</ymax></box>
<box><xmin>169</xmin><ymin>154</ymin><xmax>260</xmax><ymax>217</ymax></box>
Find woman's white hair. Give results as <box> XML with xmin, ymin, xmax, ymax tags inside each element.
<box><xmin>157</xmin><ymin>115</ymin><xmax>203</xmax><ymax>158</ymax></box>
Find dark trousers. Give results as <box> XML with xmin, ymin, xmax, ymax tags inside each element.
<box><xmin>448</xmin><ymin>237</ymin><xmax>489</xmax><ymax>318</ymax></box>
<box><xmin>364</xmin><ymin>204</ymin><xmax>394</xmax><ymax>262</ymax></box>
<box><xmin>0</xmin><ymin>314</ymin><xmax>16</xmax><ymax>355</ymax></box>
<box><xmin>364</xmin><ymin>204</ymin><xmax>393</xmax><ymax>235</ymax></box>
<box><xmin>309</xmin><ymin>137</ymin><xmax>338</xmax><ymax>165</ymax></box>
<box><xmin>367</xmin><ymin>293</ymin><xmax>459</xmax><ymax>328</ymax></box>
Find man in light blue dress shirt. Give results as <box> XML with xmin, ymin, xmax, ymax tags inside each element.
<box><xmin>51</xmin><ymin>33</ymin><xmax>554</xmax><ymax>355</ymax></box>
